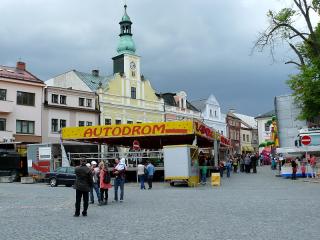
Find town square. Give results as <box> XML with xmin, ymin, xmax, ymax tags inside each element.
<box><xmin>0</xmin><ymin>1</ymin><xmax>320</xmax><ymax>240</ymax></box>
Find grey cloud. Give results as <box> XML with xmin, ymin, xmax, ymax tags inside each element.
<box><xmin>0</xmin><ymin>0</ymin><xmax>296</xmax><ymax>116</ymax></box>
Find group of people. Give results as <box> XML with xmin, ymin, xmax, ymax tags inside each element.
<box><xmin>73</xmin><ymin>157</ymin><xmax>126</xmax><ymax>217</ymax></box>
<box><xmin>218</xmin><ymin>153</ymin><xmax>259</xmax><ymax>178</ymax></box>
<box><xmin>137</xmin><ymin>161</ymin><xmax>155</xmax><ymax>190</ymax></box>
<box><xmin>290</xmin><ymin>155</ymin><xmax>318</xmax><ymax>180</ymax></box>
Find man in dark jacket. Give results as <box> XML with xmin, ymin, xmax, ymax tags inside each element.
<box><xmin>74</xmin><ymin>159</ymin><xmax>93</xmax><ymax>217</ymax></box>
<box><xmin>251</xmin><ymin>153</ymin><xmax>258</xmax><ymax>173</ymax></box>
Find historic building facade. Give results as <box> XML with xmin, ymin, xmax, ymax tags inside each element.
<box><xmin>191</xmin><ymin>94</ymin><xmax>227</xmax><ymax>135</ymax></box>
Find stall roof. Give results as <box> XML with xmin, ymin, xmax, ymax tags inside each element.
<box><xmin>62</xmin><ymin>121</ymin><xmax>230</xmax><ymax>149</ymax></box>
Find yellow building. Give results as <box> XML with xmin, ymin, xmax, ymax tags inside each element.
<box><xmin>48</xmin><ymin>5</ymin><xmax>164</xmax><ymax>126</ymax></box>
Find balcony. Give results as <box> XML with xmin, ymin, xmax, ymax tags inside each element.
<box><xmin>0</xmin><ymin>100</ymin><xmax>14</xmax><ymax>113</ymax></box>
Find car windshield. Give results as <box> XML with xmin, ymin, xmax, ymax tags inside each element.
<box><xmin>55</xmin><ymin>167</ymin><xmax>67</xmax><ymax>173</ymax></box>
<box><xmin>67</xmin><ymin>167</ymin><xmax>75</xmax><ymax>174</ymax></box>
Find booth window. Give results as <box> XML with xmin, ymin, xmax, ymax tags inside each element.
<box><xmin>86</xmin><ymin>121</ymin><xmax>92</xmax><ymax>126</ymax></box>
<box><xmin>115</xmin><ymin>119</ymin><xmax>122</xmax><ymax>125</ymax></box>
<box><xmin>127</xmin><ymin>120</ymin><xmax>133</xmax><ymax>124</ymax></box>
<box><xmin>79</xmin><ymin>121</ymin><xmax>85</xmax><ymax>127</ymax></box>
<box><xmin>105</xmin><ymin>119</ymin><xmax>111</xmax><ymax>125</ymax></box>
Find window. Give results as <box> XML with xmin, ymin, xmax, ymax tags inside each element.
<box><xmin>210</xmin><ymin>109</ymin><xmax>213</xmax><ymax>117</ymax></box>
<box><xmin>51</xmin><ymin>119</ymin><xmax>58</xmax><ymax>132</ymax></box>
<box><xmin>0</xmin><ymin>118</ymin><xmax>6</xmax><ymax>131</ymax></box>
<box><xmin>131</xmin><ymin>71</ymin><xmax>136</xmax><ymax>77</ymax></box>
<box><xmin>137</xmin><ymin>121</ymin><xmax>142</xmax><ymax>124</ymax></box>
<box><xmin>243</xmin><ymin>134</ymin><xmax>245</xmax><ymax>142</ymax></box>
<box><xmin>127</xmin><ymin>120</ymin><xmax>133</xmax><ymax>124</ymax></box>
<box><xmin>86</xmin><ymin>99</ymin><xmax>92</xmax><ymax>107</ymax></box>
<box><xmin>51</xmin><ymin>94</ymin><xmax>58</xmax><ymax>103</ymax></box>
<box><xmin>60</xmin><ymin>119</ymin><xmax>66</xmax><ymax>129</ymax></box>
<box><xmin>79</xmin><ymin>121</ymin><xmax>85</xmax><ymax>127</ymax></box>
<box><xmin>79</xmin><ymin>98</ymin><xmax>85</xmax><ymax>107</ymax></box>
<box><xmin>115</xmin><ymin>119</ymin><xmax>122</xmax><ymax>125</ymax></box>
<box><xmin>60</xmin><ymin>95</ymin><xmax>66</xmax><ymax>104</ymax></box>
<box><xmin>131</xmin><ymin>87</ymin><xmax>136</xmax><ymax>99</ymax></box>
<box><xmin>16</xmin><ymin>120</ymin><xmax>35</xmax><ymax>134</ymax></box>
<box><xmin>86</xmin><ymin>121</ymin><xmax>92</xmax><ymax>126</ymax></box>
<box><xmin>246</xmin><ymin>135</ymin><xmax>249</xmax><ymax>142</ymax></box>
<box><xmin>105</xmin><ymin>119</ymin><xmax>111</xmax><ymax>125</ymax></box>
<box><xmin>265</xmin><ymin>122</ymin><xmax>270</xmax><ymax>131</ymax></box>
<box><xmin>56</xmin><ymin>167</ymin><xmax>67</xmax><ymax>173</ymax></box>
<box><xmin>215</xmin><ymin>111</ymin><xmax>217</xmax><ymax>117</ymax></box>
<box><xmin>17</xmin><ymin>91</ymin><xmax>35</xmax><ymax>106</ymax></box>
<box><xmin>0</xmin><ymin>89</ymin><xmax>7</xmax><ymax>101</ymax></box>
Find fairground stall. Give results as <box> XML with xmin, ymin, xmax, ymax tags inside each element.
<box><xmin>61</xmin><ymin>120</ymin><xmax>231</xmax><ymax>186</ymax></box>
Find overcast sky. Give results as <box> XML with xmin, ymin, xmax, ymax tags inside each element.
<box><xmin>0</xmin><ymin>0</ymin><xmax>301</xmax><ymax>116</ymax></box>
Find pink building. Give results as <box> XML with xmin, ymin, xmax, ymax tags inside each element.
<box><xmin>0</xmin><ymin>62</ymin><xmax>45</xmax><ymax>144</ymax></box>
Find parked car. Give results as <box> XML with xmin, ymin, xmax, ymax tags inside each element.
<box><xmin>45</xmin><ymin>167</ymin><xmax>76</xmax><ymax>187</ymax></box>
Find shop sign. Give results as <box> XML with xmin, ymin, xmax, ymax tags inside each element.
<box><xmin>62</xmin><ymin>121</ymin><xmax>194</xmax><ymax>140</ymax></box>
<box><xmin>194</xmin><ymin>121</ymin><xmax>220</xmax><ymax>140</ymax></box>
<box><xmin>220</xmin><ymin>136</ymin><xmax>231</xmax><ymax>146</ymax></box>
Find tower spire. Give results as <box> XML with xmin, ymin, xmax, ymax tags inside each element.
<box><xmin>116</xmin><ymin>4</ymin><xmax>136</xmax><ymax>54</ymax></box>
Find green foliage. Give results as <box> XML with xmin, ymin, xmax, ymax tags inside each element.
<box><xmin>274</xmin><ymin>8</ymin><xmax>296</xmax><ymax>24</ymax></box>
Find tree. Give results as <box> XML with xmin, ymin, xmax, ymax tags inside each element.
<box><xmin>255</xmin><ymin>0</ymin><xmax>320</xmax><ymax>122</ymax></box>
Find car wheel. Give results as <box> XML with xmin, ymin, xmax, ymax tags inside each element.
<box><xmin>50</xmin><ymin>178</ymin><xmax>57</xmax><ymax>187</ymax></box>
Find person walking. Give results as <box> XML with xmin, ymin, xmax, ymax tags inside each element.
<box><xmin>137</xmin><ymin>162</ymin><xmax>146</xmax><ymax>190</ymax></box>
<box><xmin>219</xmin><ymin>161</ymin><xmax>225</xmax><ymax>178</ymax></box>
<box><xmin>251</xmin><ymin>153</ymin><xmax>258</xmax><ymax>173</ymax></box>
<box><xmin>74</xmin><ymin>158</ymin><xmax>93</xmax><ymax>217</ymax></box>
<box><xmin>201</xmin><ymin>160</ymin><xmax>208</xmax><ymax>184</ymax></box>
<box><xmin>310</xmin><ymin>155</ymin><xmax>317</xmax><ymax>178</ymax></box>
<box><xmin>226</xmin><ymin>159</ymin><xmax>232</xmax><ymax>178</ymax></box>
<box><xmin>99</xmin><ymin>162</ymin><xmax>112</xmax><ymax>205</ymax></box>
<box><xmin>232</xmin><ymin>156</ymin><xmax>238</xmax><ymax>173</ymax></box>
<box><xmin>240</xmin><ymin>156</ymin><xmax>245</xmax><ymax>173</ymax></box>
<box><xmin>113</xmin><ymin>158</ymin><xmax>126</xmax><ymax>202</ymax></box>
<box><xmin>244</xmin><ymin>154</ymin><xmax>251</xmax><ymax>173</ymax></box>
<box><xmin>89</xmin><ymin>161</ymin><xmax>101</xmax><ymax>204</ymax></box>
<box><xmin>291</xmin><ymin>158</ymin><xmax>297</xmax><ymax>180</ymax></box>
<box><xmin>146</xmin><ymin>161</ymin><xmax>155</xmax><ymax>189</ymax></box>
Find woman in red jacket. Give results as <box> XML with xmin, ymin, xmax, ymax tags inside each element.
<box><xmin>99</xmin><ymin>162</ymin><xmax>112</xmax><ymax>205</ymax></box>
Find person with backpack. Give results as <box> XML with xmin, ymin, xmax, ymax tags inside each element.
<box><xmin>99</xmin><ymin>162</ymin><xmax>112</xmax><ymax>205</ymax></box>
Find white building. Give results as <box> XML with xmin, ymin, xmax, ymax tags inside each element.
<box><xmin>42</xmin><ymin>86</ymin><xmax>100</xmax><ymax>143</ymax></box>
<box><xmin>0</xmin><ymin>61</ymin><xmax>45</xmax><ymax>144</ymax></box>
<box><xmin>255</xmin><ymin>110</ymin><xmax>275</xmax><ymax>153</ymax></box>
<box><xmin>233</xmin><ymin>113</ymin><xmax>258</xmax><ymax>153</ymax></box>
<box><xmin>191</xmin><ymin>94</ymin><xmax>227</xmax><ymax>135</ymax></box>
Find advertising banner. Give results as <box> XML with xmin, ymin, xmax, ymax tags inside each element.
<box><xmin>62</xmin><ymin>121</ymin><xmax>194</xmax><ymax>140</ymax></box>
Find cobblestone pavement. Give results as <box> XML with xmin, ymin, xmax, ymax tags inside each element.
<box><xmin>0</xmin><ymin>166</ymin><xmax>319</xmax><ymax>240</ymax></box>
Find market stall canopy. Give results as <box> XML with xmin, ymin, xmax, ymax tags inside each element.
<box><xmin>61</xmin><ymin>121</ymin><xmax>231</xmax><ymax>149</ymax></box>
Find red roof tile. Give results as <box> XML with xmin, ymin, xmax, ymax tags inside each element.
<box><xmin>0</xmin><ymin>65</ymin><xmax>43</xmax><ymax>84</ymax></box>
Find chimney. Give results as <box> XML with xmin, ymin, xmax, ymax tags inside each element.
<box><xmin>92</xmin><ymin>69</ymin><xmax>99</xmax><ymax>77</ymax></box>
<box><xmin>16</xmin><ymin>61</ymin><xmax>26</xmax><ymax>71</ymax></box>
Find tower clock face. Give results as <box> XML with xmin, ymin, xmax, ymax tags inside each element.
<box><xmin>130</xmin><ymin>61</ymin><xmax>136</xmax><ymax>70</ymax></box>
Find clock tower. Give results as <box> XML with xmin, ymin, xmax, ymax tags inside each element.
<box><xmin>112</xmin><ymin>4</ymin><xmax>141</xmax><ymax>80</ymax></box>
